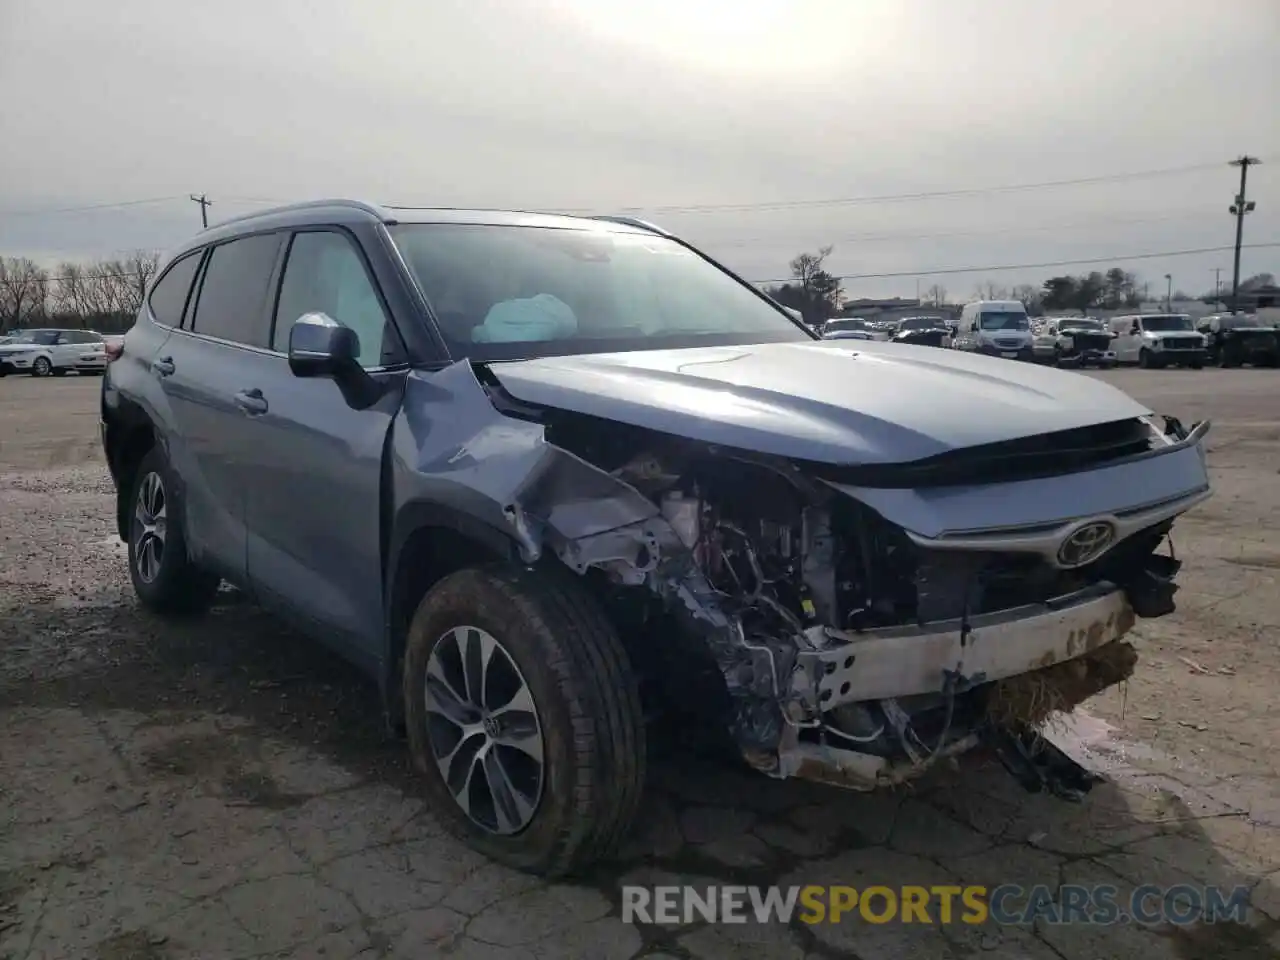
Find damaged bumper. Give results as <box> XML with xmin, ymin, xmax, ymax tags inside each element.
<box><xmin>796</xmin><ymin>583</ymin><xmax>1135</xmax><ymax>710</ymax></box>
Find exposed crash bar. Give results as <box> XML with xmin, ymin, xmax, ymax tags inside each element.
<box><xmin>799</xmin><ymin>584</ymin><xmax>1136</xmax><ymax>707</ymax></box>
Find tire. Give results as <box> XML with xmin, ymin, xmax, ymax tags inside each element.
<box><xmin>1138</xmin><ymin>348</ymin><xmax>1153</xmax><ymax>369</ymax></box>
<box><xmin>127</xmin><ymin>447</ymin><xmax>220</xmax><ymax>616</ymax></box>
<box><xmin>52</xmin><ymin>367</ymin><xmax>68</xmax><ymax>378</ymax></box>
<box><xmin>31</xmin><ymin>356</ymin><xmax>51</xmax><ymax>377</ymax></box>
<box><xmin>1189</xmin><ymin>361</ymin><xmax>1203</xmax><ymax>370</ymax></box>
<box><xmin>403</xmin><ymin>564</ymin><xmax>645</xmax><ymax>877</ymax></box>
<box><xmin>1220</xmin><ymin>347</ymin><xmax>1240</xmax><ymax>369</ymax></box>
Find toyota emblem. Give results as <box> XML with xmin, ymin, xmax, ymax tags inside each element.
<box><xmin>1057</xmin><ymin>520</ymin><xmax>1117</xmax><ymax>567</ymax></box>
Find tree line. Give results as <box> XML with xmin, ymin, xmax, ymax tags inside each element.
<box><xmin>764</xmin><ymin>245</ymin><xmax>1276</xmax><ymax>321</ymax></box>
<box><xmin>0</xmin><ymin>253</ymin><xmax>160</xmax><ymax>335</ymax></box>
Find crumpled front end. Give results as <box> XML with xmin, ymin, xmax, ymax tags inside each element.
<box><xmin>405</xmin><ymin>362</ymin><xmax>1211</xmax><ymax>795</ymax></box>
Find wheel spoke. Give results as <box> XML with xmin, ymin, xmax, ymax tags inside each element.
<box><xmin>458</xmin><ymin>627</ymin><xmax>496</xmax><ymax>710</ymax></box>
<box><xmin>440</xmin><ymin>736</ymin><xmax>485</xmax><ymax>816</ymax></box>
<box><xmin>481</xmin><ymin>747</ymin><xmax>535</xmax><ymax>834</ymax></box>
<box><xmin>425</xmin><ymin>656</ymin><xmax>476</xmax><ymax>728</ymax></box>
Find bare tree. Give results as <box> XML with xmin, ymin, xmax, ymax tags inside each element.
<box><xmin>0</xmin><ymin>257</ymin><xmax>50</xmax><ymax>333</ymax></box>
<box><xmin>975</xmin><ymin>280</ymin><xmax>1010</xmax><ymax>300</ymax></box>
<box><xmin>924</xmin><ymin>283</ymin><xmax>947</xmax><ymax>307</ymax></box>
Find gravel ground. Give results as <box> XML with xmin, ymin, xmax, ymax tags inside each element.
<box><xmin>1</xmin><ymin>369</ymin><xmax>1278</xmax><ymax>960</ymax></box>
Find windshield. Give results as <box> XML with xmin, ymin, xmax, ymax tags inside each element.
<box><xmin>978</xmin><ymin>311</ymin><xmax>1029</xmax><ymax>331</ymax></box>
<box><xmin>1140</xmin><ymin>315</ymin><xmax>1194</xmax><ymax>332</ymax></box>
<box><xmin>8</xmin><ymin>330</ymin><xmax>58</xmax><ymax>345</ymax></box>
<box><xmin>389</xmin><ymin>223</ymin><xmax>813</xmax><ymax>360</ymax></box>
<box><xmin>1063</xmin><ymin>319</ymin><xmax>1104</xmax><ymax>331</ymax></box>
<box><xmin>899</xmin><ymin>317</ymin><xmax>938</xmax><ymax>330</ymax></box>
<box><xmin>1225</xmin><ymin>315</ymin><xmax>1266</xmax><ymax>328</ymax></box>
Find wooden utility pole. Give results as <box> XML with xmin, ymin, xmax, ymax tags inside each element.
<box><xmin>189</xmin><ymin>193</ymin><xmax>212</xmax><ymax>229</ymax></box>
<box><xmin>1228</xmin><ymin>156</ymin><xmax>1260</xmax><ymax>314</ymax></box>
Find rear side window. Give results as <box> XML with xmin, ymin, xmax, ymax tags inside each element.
<box><xmin>190</xmin><ymin>234</ymin><xmax>283</xmax><ymax>347</ymax></box>
<box><xmin>148</xmin><ymin>251</ymin><xmax>202</xmax><ymax>327</ymax></box>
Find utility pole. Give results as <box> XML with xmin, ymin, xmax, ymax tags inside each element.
<box><xmin>1213</xmin><ymin>267</ymin><xmax>1222</xmax><ymax>307</ymax></box>
<box><xmin>1228</xmin><ymin>156</ymin><xmax>1260</xmax><ymax>314</ymax></box>
<box><xmin>189</xmin><ymin>193</ymin><xmax>212</xmax><ymax>229</ymax></box>
<box><xmin>1164</xmin><ymin>274</ymin><xmax>1173</xmax><ymax>313</ymax></box>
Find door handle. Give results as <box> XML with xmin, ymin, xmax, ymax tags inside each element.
<box><xmin>151</xmin><ymin>356</ymin><xmax>175</xmax><ymax>377</ymax></box>
<box><xmin>233</xmin><ymin>388</ymin><xmax>269</xmax><ymax>416</ymax></box>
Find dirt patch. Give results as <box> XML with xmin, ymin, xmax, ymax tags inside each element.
<box><xmin>94</xmin><ymin>928</ymin><xmax>170</xmax><ymax>960</ymax></box>
<box><xmin>987</xmin><ymin>641</ymin><xmax>1138</xmax><ymax>729</ymax></box>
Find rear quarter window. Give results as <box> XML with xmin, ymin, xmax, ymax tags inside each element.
<box><xmin>147</xmin><ymin>251</ymin><xmax>203</xmax><ymax>327</ymax></box>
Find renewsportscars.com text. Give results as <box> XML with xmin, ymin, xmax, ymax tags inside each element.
<box><xmin>621</xmin><ymin>883</ymin><xmax>1251</xmax><ymax>926</ymax></box>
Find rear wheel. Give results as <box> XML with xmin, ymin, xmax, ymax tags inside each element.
<box><xmin>403</xmin><ymin>564</ymin><xmax>645</xmax><ymax>877</ymax></box>
<box><xmin>127</xmin><ymin>447</ymin><xmax>220</xmax><ymax>616</ymax></box>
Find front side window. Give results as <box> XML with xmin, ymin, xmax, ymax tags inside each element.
<box><xmin>147</xmin><ymin>251</ymin><xmax>203</xmax><ymax>328</ymax></box>
<box><xmin>272</xmin><ymin>231</ymin><xmax>400</xmax><ymax>368</ymax></box>
<box><xmin>389</xmin><ymin>223</ymin><xmax>812</xmax><ymax>361</ymax></box>
<box><xmin>190</xmin><ymin>234</ymin><xmax>283</xmax><ymax>347</ymax></box>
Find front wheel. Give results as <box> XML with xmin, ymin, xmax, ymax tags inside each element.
<box><xmin>403</xmin><ymin>565</ymin><xmax>645</xmax><ymax>877</ymax></box>
<box><xmin>1138</xmin><ymin>348</ymin><xmax>1154</xmax><ymax>369</ymax></box>
<box><xmin>31</xmin><ymin>356</ymin><xmax>51</xmax><ymax>377</ymax></box>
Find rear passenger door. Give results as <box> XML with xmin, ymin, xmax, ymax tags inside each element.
<box><xmin>159</xmin><ymin>232</ymin><xmax>285</xmax><ymax>584</ymax></box>
<box><xmin>240</xmin><ymin>228</ymin><xmax>408</xmax><ymax>667</ymax></box>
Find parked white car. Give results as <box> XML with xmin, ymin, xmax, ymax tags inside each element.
<box><xmin>1108</xmin><ymin>315</ymin><xmax>1206</xmax><ymax>369</ymax></box>
<box><xmin>0</xmin><ymin>328</ymin><xmax>109</xmax><ymax>377</ymax></box>
<box><xmin>822</xmin><ymin>318</ymin><xmax>887</xmax><ymax>341</ymax></box>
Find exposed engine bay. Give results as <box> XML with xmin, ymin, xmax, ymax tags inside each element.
<box><xmin>510</xmin><ymin>401</ymin><xmax>1207</xmax><ymax>795</ymax></box>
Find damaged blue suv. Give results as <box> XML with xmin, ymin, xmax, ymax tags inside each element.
<box><xmin>102</xmin><ymin>201</ymin><xmax>1211</xmax><ymax>876</ymax></box>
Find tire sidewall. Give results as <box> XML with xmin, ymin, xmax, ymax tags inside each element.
<box><xmin>32</xmin><ymin>357</ymin><xmax>51</xmax><ymax>377</ymax></box>
<box><xmin>402</xmin><ymin>568</ymin><xmax>591</xmax><ymax>872</ymax></box>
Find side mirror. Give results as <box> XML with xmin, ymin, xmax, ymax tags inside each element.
<box><xmin>1130</xmin><ymin>323</ymin><xmax>1140</xmax><ymax>334</ymax></box>
<box><xmin>287</xmin><ymin>312</ymin><xmax>384</xmax><ymax>409</ymax></box>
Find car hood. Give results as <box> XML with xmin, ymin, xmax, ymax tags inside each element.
<box><xmin>486</xmin><ymin>340</ymin><xmax>1151</xmax><ymax>465</ymax></box>
<box><xmin>0</xmin><ymin>343</ymin><xmax>39</xmax><ymax>355</ymax></box>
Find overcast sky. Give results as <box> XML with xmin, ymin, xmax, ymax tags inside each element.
<box><xmin>2</xmin><ymin>0</ymin><xmax>1278</xmax><ymax>299</ymax></box>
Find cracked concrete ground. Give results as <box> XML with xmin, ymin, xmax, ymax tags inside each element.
<box><xmin>2</xmin><ymin>370</ymin><xmax>1279</xmax><ymax>960</ymax></box>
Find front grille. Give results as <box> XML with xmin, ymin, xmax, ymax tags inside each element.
<box><xmin>812</xmin><ymin>417</ymin><xmax>1159</xmax><ymax>488</ymax></box>
<box><xmin>994</xmin><ymin>339</ymin><xmax>1022</xmax><ymax>349</ymax></box>
<box><xmin>1164</xmin><ymin>337</ymin><xmax>1201</xmax><ymax>350</ymax></box>
<box><xmin>1073</xmin><ymin>333</ymin><xmax>1111</xmax><ymax>351</ymax></box>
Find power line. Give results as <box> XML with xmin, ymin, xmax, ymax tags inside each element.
<box><xmin>5</xmin><ymin>156</ymin><xmax>1268</xmax><ymax>222</ymax></box>
<box><xmin>558</xmin><ymin>160</ymin><xmax>1251</xmax><ymax>216</ymax></box>
<box><xmin>0</xmin><ymin>196</ymin><xmax>189</xmax><ymax>217</ymax></box>
<box><xmin>710</xmin><ymin>209</ymin><xmax>1223</xmax><ymax>248</ymax></box>
<box><xmin>748</xmin><ymin>241</ymin><xmax>1280</xmax><ymax>284</ymax></box>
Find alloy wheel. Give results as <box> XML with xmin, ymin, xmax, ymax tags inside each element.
<box><xmin>423</xmin><ymin>625</ymin><xmax>545</xmax><ymax>835</ymax></box>
<box><xmin>133</xmin><ymin>471</ymin><xmax>167</xmax><ymax>583</ymax></box>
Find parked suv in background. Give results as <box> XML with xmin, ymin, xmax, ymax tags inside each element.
<box><xmin>102</xmin><ymin>201</ymin><xmax>1209</xmax><ymax>877</ymax></box>
<box><xmin>0</xmin><ymin>328</ymin><xmax>108</xmax><ymax>377</ymax></box>
<box><xmin>1109</xmin><ymin>314</ymin><xmax>1206</xmax><ymax>368</ymax></box>
<box><xmin>1196</xmin><ymin>313</ymin><xmax>1280</xmax><ymax>368</ymax></box>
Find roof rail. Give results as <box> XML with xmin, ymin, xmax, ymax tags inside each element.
<box><xmin>203</xmin><ymin>198</ymin><xmax>388</xmax><ymax>231</ymax></box>
<box><xmin>589</xmin><ymin>215</ymin><xmax>670</xmax><ymax>236</ymax></box>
